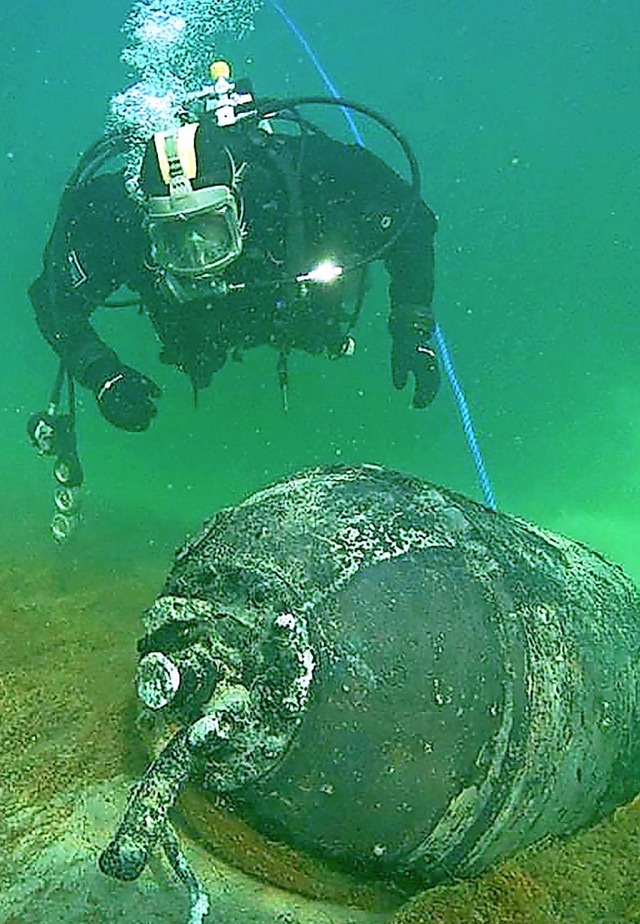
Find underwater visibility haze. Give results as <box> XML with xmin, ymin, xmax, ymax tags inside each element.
<box><xmin>1</xmin><ymin>1</ymin><xmax>640</xmax><ymax>922</ymax></box>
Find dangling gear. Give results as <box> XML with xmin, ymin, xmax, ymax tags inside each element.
<box><xmin>27</xmin><ymin>362</ymin><xmax>85</xmax><ymax>542</ymax></box>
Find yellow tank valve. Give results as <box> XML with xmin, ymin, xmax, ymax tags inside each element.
<box><xmin>210</xmin><ymin>60</ymin><xmax>231</xmax><ymax>80</ymax></box>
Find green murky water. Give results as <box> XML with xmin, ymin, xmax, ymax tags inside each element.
<box><xmin>1</xmin><ymin>2</ymin><xmax>640</xmax><ymax>922</ymax></box>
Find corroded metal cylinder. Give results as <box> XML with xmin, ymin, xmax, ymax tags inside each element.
<box><xmin>110</xmin><ymin>464</ymin><xmax>640</xmax><ymax>890</ymax></box>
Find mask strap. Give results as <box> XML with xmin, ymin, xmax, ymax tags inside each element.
<box><xmin>154</xmin><ymin>124</ymin><xmax>199</xmax><ymax>189</ymax></box>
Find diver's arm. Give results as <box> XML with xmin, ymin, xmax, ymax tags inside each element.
<box><xmin>29</xmin><ymin>172</ymin><xmax>136</xmax><ymax>384</ymax></box>
<box><xmin>383</xmin><ymin>198</ymin><xmax>440</xmax><ymax>408</ymax></box>
<box><xmin>29</xmin><ymin>270</ymin><xmax>119</xmax><ymax>388</ymax></box>
<box><xmin>30</xmin><ymin>272</ymin><xmax>160</xmax><ymax>431</ymax></box>
<box><xmin>384</xmin><ymin>197</ymin><xmax>437</xmax><ymax>312</ymax></box>
<box><xmin>30</xmin><ymin>174</ymin><xmax>161</xmax><ymax>430</ymax></box>
<box><xmin>346</xmin><ymin>144</ymin><xmax>441</xmax><ymax>408</ymax></box>
<box><xmin>385</xmin><ymin>213</ymin><xmax>440</xmax><ymax>409</ymax></box>
<box><xmin>302</xmin><ymin>133</ymin><xmax>437</xmax><ymax>307</ymax></box>
<box><xmin>341</xmin><ymin>141</ymin><xmax>437</xmax><ymax>306</ymax></box>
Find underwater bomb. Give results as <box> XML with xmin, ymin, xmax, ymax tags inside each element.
<box><xmin>101</xmin><ymin>463</ymin><xmax>640</xmax><ymax>897</ymax></box>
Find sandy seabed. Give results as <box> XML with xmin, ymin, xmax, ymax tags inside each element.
<box><xmin>2</xmin><ymin>524</ymin><xmax>640</xmax><ymax>924</ymax></box>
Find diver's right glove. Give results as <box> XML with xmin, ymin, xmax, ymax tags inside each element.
<box><xmin>389</xmin><ymin>303</ymin><xmax>440</xmax><ymax>409</ymax></box>
<box><xmin>86</xmin><ymin>359</ymin><xmax>162</xmax><ymax>431</ymax></box>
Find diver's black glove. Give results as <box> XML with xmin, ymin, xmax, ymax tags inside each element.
<box><xmin>389</xmin><ymin>303</ymin><xmax>440</xmax><ymax>409</ymax></box>
<box><xmin>86</xmin><ymin>359</ymin><xmax>162</xmax><ymax>432</ymax></box>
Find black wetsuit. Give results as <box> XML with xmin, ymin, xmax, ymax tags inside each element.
<box><xmin>30</xmin><ymin>123</ymin><xmax>437</xmax><ymax>398</ymax></box>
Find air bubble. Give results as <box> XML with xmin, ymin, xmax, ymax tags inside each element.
<box><xmin>107</xmin><ymin>0</ymin><xmax>265</xmax><ymax>182</ymax></box>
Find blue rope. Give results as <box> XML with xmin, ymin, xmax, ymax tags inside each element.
<box><xmin>265</xmin><ymin>0</ymin><xmax>365</xmax><ymax>146</ymax></box>
<box><xmin>434</xmin><ymin>325</ymin><xmax>497</xmax><ymax>509</ymax></box>
<box><xmin>265</xmin><ymin>0</ymin><xmax>497</xmax><ymax>510</ymax></box>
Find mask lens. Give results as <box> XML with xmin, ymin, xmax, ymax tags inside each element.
<box><xmin>183</xmin><ymin>213</ymin><xmax>233</xmax><ymax>268</ymax></box>
<box><xmin>148</xmin><ymin>188</ymin><xmax>241</xmax><ymax>277</ymax></box>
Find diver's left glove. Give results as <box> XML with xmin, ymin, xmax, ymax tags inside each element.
<box><xmin>389</xmin><ymin>303</ymin><xmax>440</xmax><ymax>409</ymax></box>
<box><xmin>86</xmin><ymin>358</ymin><xmax>162</xmax><ymax>432</ymax></box>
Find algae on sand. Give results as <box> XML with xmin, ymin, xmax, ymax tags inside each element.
<box><xmin>2</xmin><ymin>550</ymin><xmax>640</xmax><ymax>923</ymax></box>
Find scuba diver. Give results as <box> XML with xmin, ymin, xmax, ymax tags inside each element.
<box><xmin>27</xmin><ymin>62</ymin><xmax>440</xmax><ymax>541</ymax></box>
<box><xmin>28</xmin><ymin>62</ymin><xmax>439</xmax><ymax>434</ymax></box>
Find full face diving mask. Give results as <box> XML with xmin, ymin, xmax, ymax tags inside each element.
<box><xmin>145</xmin><ymin>124</ymin><xmax>243</xmax><ymax>298</ymax></box>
